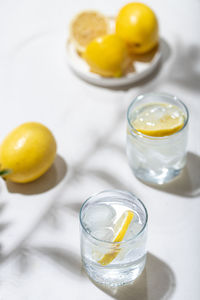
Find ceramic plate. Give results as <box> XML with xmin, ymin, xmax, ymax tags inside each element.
<box><xmin>66</xmin><ymin>40</ymin><xmax>162</xmax><ymax>87</ymax></box>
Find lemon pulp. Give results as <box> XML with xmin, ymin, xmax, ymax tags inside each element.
<box><xmin>98</xmin><ymin>210</ymin><xmax>134</xmax><ymax>266</ymax></box>
<box><xmin>132</xmin><ymin>103</ymin><xmax>185</xmax><ymax>137</ymax></box>
<box><xmin>70</xmin><ymin>11</ymin><xmax>109</xmax><ymax>53</ymax></box>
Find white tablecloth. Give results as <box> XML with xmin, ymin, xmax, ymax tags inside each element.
<box><xmin>0</xmin><ymin>0</ymin><xmax>200</xmax><ymax>299</ymax></box>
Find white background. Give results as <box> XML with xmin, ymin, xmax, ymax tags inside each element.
<box><xmin>0</xmin><ymin>0</ymin><xmax>200</xmax><ymax>299</ymax></box>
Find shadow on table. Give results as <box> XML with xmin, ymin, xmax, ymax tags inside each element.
<box><xmin>5</xmin><ymin>154</ymin><xmax>67</xmax><ymax>195</ymax></box>
<box><xmin>0</xmin><ymin>202</ymin><xmax>12</xmax><ymax>254</ymax></box>
<box><xmin>145</xmin><ymin>152</ymin><xmax>200</xmax><ymax>198</ymax></box>
<box><xmin>111</xmin><ymin>38</ymin><xmax>171</xmax><ymax>91</ymax></box>
<box><xmin>62</xmin><ymin>166</ymin><xmax>136</xmax><ymax>216</ymax></box>
<box><xmin>168</xmin><ymin>41</ymin><xmax>200</xmax><ymax>93</ymax></box>
<box><xmin>34</xmin><ymin>246</ymin><xmax>85</xmax><ymax>279</ymax></box>
<box><xmin>0</xmin><ymin>244</ymin><xmax>86</xmax><ymax>280</ymax></box>
<box><xmin>92</xmin><ymin>253</ymin><xmax>175</xmax><ymax>300</ymax></box>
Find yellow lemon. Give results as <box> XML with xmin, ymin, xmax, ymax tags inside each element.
<box><xmin>132</xmin><ymin>103</ymin><xmax>185</xmax><ymax>137</ymax></box>
<box><xmin>83</xmin><ymin>34</ymin><xmax>130</xmax><ymax>77</ymax></box>
<box><xmin>98</xmin><ymin>210</ymin><xmax>134</xmax><ymax>266</ymax></box>
<box><xmin>0</xmin><ymin>122</ymin><xmax>57</xmax><ymax>183</ymax></box>
<box><xmin>70</xmin><ymin>11</ymin><xmax>110</xmax><ymax>54</ymax></box>
<box><xmin>116</xmin><ymin>3</ymin><xmax>159</xmax><ymax>54</ymax></box>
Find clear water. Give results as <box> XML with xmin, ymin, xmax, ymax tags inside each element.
<box><xmin>81</xmin><ymin>199</ymin><xmax>147</xmax><ymax>286</ymax></box>
<box><xmin>127</xmin><ymin>102</ymin><xmax>188</xmax><ymax>184</ymax></box>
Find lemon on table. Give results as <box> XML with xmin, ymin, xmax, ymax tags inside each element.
<box><xmin>116</xmin><ymin>3</ymin><xmax>159</xmax><ymax>54</ymax></box>
<box><xmin>98</xmin><ymin>210</ymin><xmax>134</xmax><ymax>266</ymax></box>
<box><xmin>83</xmin><ymin>34</ymin><xmax>131</xmax><ymax>77</ymax></box>
<box><xmin>70</xmin><ymin>11</ymin><xmax>110</xmax><ymax>54</ymax></box>
<box><xmin>132</xmin><ymin>103</ymin><xmax>185</xmax><ymax>137</ymax></box>
<box><xmin>0</xmin><ymin>122</ymin><xmax>57</xmax><ymax>183</ymax></box>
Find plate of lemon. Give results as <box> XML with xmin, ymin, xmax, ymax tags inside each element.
<box><xmin>67</xmin><ymin>3</ymin><xmax>161</xmax><ymax>87</ymax></box>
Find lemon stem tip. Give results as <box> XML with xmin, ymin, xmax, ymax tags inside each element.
<box><xmin>0</xmin><ymin>169</ymin><xmax>12</xmax><ymax>176</ymax></box>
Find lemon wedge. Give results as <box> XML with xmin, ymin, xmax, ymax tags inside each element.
<box><xmin>98</xmin><ymin>210</ymin><xmax>134</xmax><ymax>266</ymax></box>
<box><xmin>132</xmin><ymin>103</ymin><xmax>185</xmax><ymax>137</ymax></box>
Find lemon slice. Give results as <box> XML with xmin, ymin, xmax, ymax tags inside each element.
<box><xmin>69</xmin><ymin>11</ymin><xmax>110</xmax><ymax>54</ymax></box>
<box><xmin>98</xmin><ymin>210</ymin><xmax>134</xmax><ymax>266</ymax></box>
<box><xmin>132</xmin><ymin>103</ymin><xmax>185</xmax><ymax>137</ymax></box>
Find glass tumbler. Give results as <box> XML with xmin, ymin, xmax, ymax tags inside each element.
<box><xmin>79</xmin><ymin>190</ymin><xmax>148</xmax><ymax>286</ymax></box>
<box><xmin>127</xmin><ymin>92</ymin><xmax>189</xmax><ymax>184</ymax></box>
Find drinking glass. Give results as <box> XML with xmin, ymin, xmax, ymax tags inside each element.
<box><xmin>79</xmin><ymin>190</ymin><xmax>148</xmax><ymax>286</ymax></box>
<box><xmin>127</xmin><ymin>92</ymin><xmax>189</xmax><ymax>184</ymax></box>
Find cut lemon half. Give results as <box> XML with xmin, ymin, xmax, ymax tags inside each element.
<box><xmin>132</xmin><ymin>103</ymin><xmax>185</xmax><ymax>137</ymax></box>
<box><xmin>98</xmin><ymin>210</ymin><xmax>134</xmax><ymax>266</ymax></box>
<box><xmin>69</xmin><ymin>11</ymin><xmax>110</xmax><ymax>54</ymax></box>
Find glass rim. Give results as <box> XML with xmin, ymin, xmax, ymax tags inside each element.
<box><xmin>127</xmin><ymin>92</ymin><xmax>189</xmax><ymax>140</ymax></box>
<box><xmin>79</xmin><ymin>189</ymin><xmax>148</xmax><ymax>245</ymax></box>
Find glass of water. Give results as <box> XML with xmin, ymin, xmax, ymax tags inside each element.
<box><xmin>79</xmin><ymin>189</ymin><xmax>148</xmax><ymax>286</ymax></box>
<box><xmin>127</xmin><ymin>92</ymin><xmax>189</xmax><ymax>184</ymax></box>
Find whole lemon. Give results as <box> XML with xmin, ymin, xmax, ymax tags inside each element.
<box><xmin>116</xmin><ymin>3</ymin><xmax>159</xmax><ymax>54</ymax></box>
<box><xmin>0</xmin><ymin>122</ymin><xmax>57</xmax><ymax>183</ymax></box>
<box><xmin>83</xmin><ymin>34</ymin><xmax>129</xmax><ymax>77</ymax></box>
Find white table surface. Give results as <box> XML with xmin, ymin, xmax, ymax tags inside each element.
<box><xmin>0</xmin><ymin>0</ymin><xmax>200</xmax><ymax>299</ymax></box>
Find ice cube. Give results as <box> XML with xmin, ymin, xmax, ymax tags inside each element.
<box><xmin>84</xmin><ymin>204</ymin><xmax>116</xmax><ymax>231</ymax></box>
<box><xmin>123</xmin><ymin>217</ymin><xmax>143</xmax><ymax>241</ymax></box>
<box><xmin>91</xmin><ymin>227</ymin><xmax>114</xmax><ymax>261</ymax></box>
<box><xmin>167</xmin><ymin>105</ymin><xmax>183</xmax><ymax>119</ymax></box>
<box><xmin>92</xmin><ymin>227</ymin><xmax>114</xmax><ymax>242</ymax></box>
<box><xmin>147</xmin><ymin>104</ymin><xmax>166</xmax><ymax>121</ymax></box>
<box><xmin>117</xmin><ymin>220</ymin><xmax>143</xmax><ymax>260</ymax></box>
<box><xmin>134</xmin><ymin>104</ymin><xmax>167</xmax><ymax>128</ymax></box>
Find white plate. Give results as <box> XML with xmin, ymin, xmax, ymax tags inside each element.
<box><xmin>66</xmin><ymin>40</ymin><xmax>162</xmax><ymax>87</ymax></box>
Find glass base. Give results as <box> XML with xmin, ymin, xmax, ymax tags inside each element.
<box><xmin>133</xmin><ymin>167</ymin><xmax>182</xmax><ymax>185</ymax></box>
<box><xmin>83</xmin><ymin>255</ymin><xmax>146</xmax><ymax>287</ymax></box>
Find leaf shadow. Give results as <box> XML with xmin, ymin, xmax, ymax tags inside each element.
<box><xmin>87</xmin><ymin>168</ymin><xmax>130</xmax><ymax>191</ymax></box>
<box><xmin>0</xmin><ymin>202</ymin><xmax>11</xmax><ymax>252</ymax></box>
<box><xmin>0</xmin><ymin>222</ymin><xmax>11</xmax><ymax>233</ymax></box>
<box><xmin>63</xmin><ymin>201</ymin><xmax>83</xmax><ymax>214</ymax></box>
<box><xmin>5</xmin><ymin>154</ymin><xmax>67</xmax><ymax>195</ymax></box>
<box><xmin>34</xmin><ymin>246</ymin><xmax>85</xmax><ymax>279</ymax></box>
<box><xmin>15</xmin><ymin>247</ymin><xmax>33</xmax><ymax>273</ymax></box>
<box><xmin>90</xmin><ymin>252</ymin><xmax>176</xmax><ymax>300</ymax></box>
<box><xmin>169</xmin><ymin>41</ymin><xmax>200</xmax><ymax>92</ymax></box>
<box><xmin>0</xmin><ymin>191</ymin><xmax>64</xmax><ymax>263</ymax></box>
<box><xmin>0</xmin><ymin>202</ymin><xmax>7</xmax><ymax>213</ymax></box>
